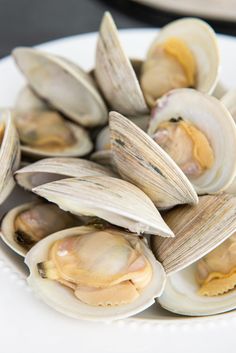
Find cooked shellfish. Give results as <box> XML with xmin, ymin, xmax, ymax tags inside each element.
<box><xmin>141</xmin><ymin>18</ymin><xmax>219</xmax><ymax>107</ymax></box>
<box><xmin>25</xmin><ymin>225</ymin><xmax>166</xmax><ymax>320</ymax></box>
<box><xmin>148</xmin><ymin>89</ymin><xmax>236</xmax><ymax>194</ymax></box>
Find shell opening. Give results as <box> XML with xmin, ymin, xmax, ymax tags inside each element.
<box><xmin>141</xmin><ymin>37</ymin><xmax>196</xmax><ymax>106</ymax></box>
<box><xmin>0</xmin><ymin>123</ymin><xmax>5</xmax><ymax>145</ymax></box>
<box><xmin>196</xmin><ymin>234</ymin><xmax>236</xmax><ymax>296</ymax></box>
<box><xmin>14</xmin><ymin>203</ymin><xmax>79</xmax><ymax>250</ymax></box>
<box><xmin>15</xmin><ymin>111</ymin><xmax>77</xmax><ymax>152</ymax></box>
<box><xmin>37</xmin><ymin>229</ymin><xmax>153</xmax><ymax>307</ymax></box>
<box><xmin>152</xmin><ymin>119</ymin><xmax>214</xmax><ymax>178</ymax></box>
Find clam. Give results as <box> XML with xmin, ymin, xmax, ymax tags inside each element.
<box><xmin>1</xmin><ymin>201</ymin><xmax>80</xmax><ymax>257</ymax></box>
<box><xmin>148</xmin><ymin>89</ymin><xmax>236</xmax><ymax>194</ymax></box>
<box><xmin>15</xmin><ymin>157</ymin><xmax>115</xmax><ymax>191</ymax></box>
<box><xmin>221</xmin><ymin>89</ymin><xmax>236</xmax><ymax>122</ymax></box>
<box><xmin>13</xmin><ymin>110</ymin><xmax>93</xmax><ymax>158</ymax></box>
<box><xmin>0</xmin><ymin>110</ymin><xmax>21</xmax><ymax>204</ymax></box>
<box><xmin>13</xmin><ymin>47</ymin><xmax>108</xmax><ymax>127</ymax></box>
<box><xmin>15</xmin><ymin>85</ymin><xmax>48</xmax><ymax>112</ymax></box>
<box><xmin>95</xmin><ymin>12</ymin><xmax>148</xmax><ymax>116</ymax></box>
<box><xmin>91</xmin><ymin>115</ymin><xmax>149</xmax><ymax>170</ymax></box>
<box><xmin>109</xmin><ymin>111</ymin><xmax>198</xmax><ymax>209</ymax></box>
<box><xmin>141</xmin><ymin>18</ymin><xmax>219</xmax><ymax>107</ymax></box>
<box><xmin>25</xmin><ymin>225</ymin><xmax>166</xmax><ymax>320</ymax></box>
<box><xmin>150</xmin><ymin>194</ymin><xmax>236</xmax><ymax>316</ymax></box>
<box><xmin>32</xmin><ymin>175</ymin><xmax>174</xmax><ymax>236</ymax></box>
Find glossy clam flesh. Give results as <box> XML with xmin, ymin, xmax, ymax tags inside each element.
<box><xmin>141</xmin><ymin>37</ymin><xmax>196</xmax><ymax>106</ymax></box>
<box><xmin>38</xmin><ymin>228</ymin><xmax>153</xmax><ymax>306</ymax></box>
<box><xmin>196</xmin><ymin>233</ymin><xmax>236</xmax><ymax>296</ymax></box>
<box><xmin>152</xmin><ymin>118</ymin><xmax>214</xmax><ymax>178</ymax></box>
<box><xmin>15</xmin><ymin>110</ymin><xmax>76</xmax><ymax>152</ymax></box>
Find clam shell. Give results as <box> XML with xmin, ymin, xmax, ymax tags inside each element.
<box><xmin>25</xmin><ymin>225</ymin><xmax>166</xmax><ymax>321</ymax></box>
<box><xmin>15</xmin><ymin>85</ymin><xmax>48</xmax><ymax>112</ymax></box>
<box><xmin>148</xmin><ymin>89</ymin><xmax>236</xmax><ymax>194</ymax></box>
<box><xmin>109</xmin><ymin>111</ymin><xmax>198</xmax><ymax>209</ymax></box>
<box><xmin>1</xmin><ymin>202</ymin><xmax>38</xmax><ymax>257</ymax></box>
<box><xmin>13</xmin><ymin>48</ymin><xmax>108</xmax><ymax>127</ymax></box>
<box><xmin>15</xmin><ymin>157</ymin><xmax>115</xmax><ymax>191</ymax></box>
<box><xmin>151</xmin><ymin>194</ymin><xmax>236</xmax><ymax>275</ymax></box>
<box><xmin>145</xmin><ymin>17</ymin><xmax>220</xmax><ymax>95</ymax></box>
<box><xmin>95</xmin><ymin>12</ymin><xmax>148</xmax><ymax>116</ymax></box>
<box><xmin>32</xmin><ymin>176</ymin><xmax>174</xmax><ymax>237</ymax></box>
<box><xmin>0</xmin><ymin>110</ymin><xmax>21</xmax><ymax>204</ymax></box>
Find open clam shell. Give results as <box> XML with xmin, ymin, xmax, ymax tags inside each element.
<box><xmin>25</xmin><ymin>225</ymin><xmax>166</xmax><ymax>321</ymax></box>
<box><xmin>151</xmin><ymin>194</ymin><xmax>236</xmax><ymax>316</ymax></box>
<box><xmin>32</xmin><ymin>176</ymin><xmax>174</xmax><ymax>237</ymax></box>
<box><xmin>0</xmin><ymin>110</ymin><xmax>21</xmax><ymax>204</ymax></box>
<box><xmin>110</xmin><ymin>111</ymin><xmax>198</xmax><ymax>209</ymax></box>
<box><xmin>95</xmin><ymin>12</ymin><xmax>148</xmax><ymax>116</ymax></box>
<box><xmin>141</xmin><ymin>17</ymin><xmax>219</xmax><ymax>106</ymax></box>
<box><xmin>148</xmin><ymin>89</ymin><xmax>236</xmax><ymax>194</ymax></box>
<box><xmin>1</xmin><ymin>201</ymin><xmax>80</xmax><ymax>257</ymax></box>
<box><xmin>15</xmin><ymin>157</ymin><xmax>115</xmax><ymax>191</ymax></box>
<box><xmin>13</xmin><ymin>48</ymin><xmax>108</xmax><ymax>127</ymax></box>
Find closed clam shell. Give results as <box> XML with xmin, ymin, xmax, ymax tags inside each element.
<box><xmin>109</xmin><ymin>111</ymin><xmax>198</xmax><ymax>209</ymax></box>
<box><xmin>0</xmin><ymin>110</ymin><xmax>21</xmax><ymax>204</ymax></box>
<box><xmin>15</xmin><ymin>157</ymin><xmax>115</xmax><ymax>191</ymax></box>
<box><xmin>32</xmin><ymin>176</ymin><xmax>174</xmax><ymax>237</ymax></box>
<box><xmin>149</xmin><ymin>89</ymin><xmax>236</xmax><ymax>194</ymax></box>
<box><xmin>95</xmin><ymin>12</ymin><xmax>148</xmax><ymax>116</ymax></box>
<box><xmin>151</xmin><ymin>194</ymin><xmax>236</xmax><ymax>316</ymax></box>
<box><xmin>144</xmin><ymin>17</ymin><xmax>219</xmax><ymax>95</ymax></box>
<box><xmin>25</xmin><ymin>225</ymin><xmax>166</xmax><ymax>321</ymax></box>
<box><xmin>12</xmin><ymin>47</ymin><xmax>108</xmax><ymax>127</ymax></box>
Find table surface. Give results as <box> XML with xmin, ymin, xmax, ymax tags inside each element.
<box><xmin>0</xmin><ymin>0</ymin><xmax>236</xmax><ymax>58</ymax></box>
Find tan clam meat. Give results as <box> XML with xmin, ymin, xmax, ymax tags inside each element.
<box><xmin>15</xmin><ymin>110</ymin><xmax>76</xmax><ymax>151</ymax></box>
<box><xmin>38</xmin><ymin>229</ymin><xmax>152</xmax><ymax>306</ymax></box>
<box><xmin>152</xmin><ymin>118</ymin><xmax>214</xmax><ymax>178</ymax></box>
<box><xmin>15</xmin><ymin>203</ymin><xmax>79</xmax><ymax>249</ymax></box>
<box><xmin>196</xmin><ymin>233</ymin><xmax>236</xmax><ymax>296</ymax></box>
<box><xmin>141</xmin><ymin>38</ymin><xmax>196</xmax><ymax>106</ymax></box>
<box><xmin>0</xmin><ymin>123</ymin><xmax>4</xmax><ymax>145</ymax></box>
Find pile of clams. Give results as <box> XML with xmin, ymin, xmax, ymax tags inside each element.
<box><xmin>2</xmin><ymin>12</ymin><xmax>236</xmax><ymax>321</ymax></box>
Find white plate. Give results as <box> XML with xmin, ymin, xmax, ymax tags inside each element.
<box><xmin>131</xmin><ymin>0</ymin><xmax>236</xmax><ymax>21</ymax></box>
<box><xmin>1</xmin><ymin>29</ymin><xmax>236</xmax><ymax>353</ymax></box>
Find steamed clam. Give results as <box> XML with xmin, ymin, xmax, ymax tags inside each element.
<box><xmin>13</xmin><ymin>48</ymin><xmax>108</xmax><ymax>128</ymax></box>
<box><xmin>151</xmin><ymin>194</ymin><xmax>236</xmax><ymax>316</ymax></box>
<box><xmin>148</xmin><ymin>89</ymin><xmax>236</xmax><ymax>194</ymax></box>
<box><xmin>15</xmin><ymin>157</ymin><xmax>115</xmax><ymax>191</ymax></box>
<box><xmin>1</xmin><ymin>201</ymin><xmax>80</xmax><ymax>256</ymax></box>
<box><xmin>95</xmin><ymin>12</ymin><xmax>148</xmax><ymax>116</ymax></box>
<box><xmin>32</xmin><ymin>175</ymin><xmax>174</xmax><ymax>237</ymax></box>
<box><xmin>141</xmin><ymin>18</ymin><xmax>219</xmax><ymax>107</ymax></box>
<box><xmin>0</xmin><ymin>110</ymin><xmax>21</xmax><ymax>204</ymax></box>
<box><xmin>25</xmin><ymin>225</ymin><xmax>166</xmax><ymax>320</ymax></box>
<box><xmin>15</xmin><ymin>85</ymin><xmax>48</xmax><ymax>112</ymax></box>
<box><xmin>110</xmin><ymin>111</ymin><xmax>198</xmax><ymax>209</ymax></box>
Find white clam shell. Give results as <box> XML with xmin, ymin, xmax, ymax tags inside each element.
<box><xmin>32</xmin><ymin>176</ymin><xmax>174</xmax><ymax>237</ymax></box>
<box><xmin>95</xmin><ymin>12</ymin><xmax>148</xmax><ymax>116</ymax></box>
<box><xmin>15</xmin><ymin>157</ymin><xmax>115</xmax><ymax>191</ymax></box>
<box><xmin>13</xmin><ymin>48</ymin><xmax>108</xmax><ymax>127</ymax></box>
<box><xmin>152</xmin><ymin>194</ymin><xmax>236</xmax><ymax>316</ymax></box>
<box><xmin>146</xmin><ymin>17</ymin><xmax>220</xmax><ymax>95</ymax></box>
<box><xmin>15</xmin><ymin>85</ymin><xmax>48</xmax><ymax>112</ymax></box>
<box><xmin>149</xmin><ymin>88</ymin><xmax>236</xmax><ymax>194</ymax></box>
<box><xmin>110</xmin><ymin>111</ymin><xmax>198</xmax><ymax>209</ymax></box>
<box><xmin>0</xmin><ymin>110</ymin><xmax>21</xmax><ymax>204</ymax></box>
<box><xmin>25</xmin><ymin>226</ymin><xmax>166</xmax><ymax>321</ymax></box>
